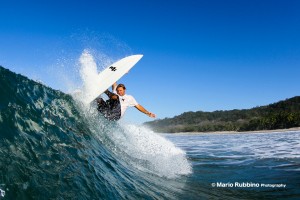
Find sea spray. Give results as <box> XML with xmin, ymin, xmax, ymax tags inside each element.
<box><xmin>113</xmin><ymin>124</ymin><xmax>192</xmax><ymax>178</ymax></box>
<box><xmin>78</xmin><ymin>50</ymin><xmax>100</xmax><ymax>104</ymax></box>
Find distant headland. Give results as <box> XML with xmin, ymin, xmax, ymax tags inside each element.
<box><xmin>144</xmin><ymin>96</ymin><xmax>300</xmax><ymax>133</ymax></box>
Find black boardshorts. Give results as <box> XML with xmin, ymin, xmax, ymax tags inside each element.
<box><xmin>96</xmin><ymin>97</ymin><xmax>121</xmax><ymax>121</ymax></box>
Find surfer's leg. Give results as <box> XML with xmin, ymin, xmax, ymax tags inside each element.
<box><xmin>96</xmin><ymin>98</ymin><xmax>109</xmax><ymax>113</ymax></box>
<box><xmin>106</xmin><ymin>97</ymin><xmax>121</xmax><ymax>121</ymax></box>
<box><xmin>96</xmin><ymin>97</ymin><xmax>121</xmax><ymax>121</ymax></box>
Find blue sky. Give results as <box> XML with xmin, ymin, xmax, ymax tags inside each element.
<box><xmin>0</xmin><ymin>0</ymin><xmax>300</xmax><ymax>123</ymax></box>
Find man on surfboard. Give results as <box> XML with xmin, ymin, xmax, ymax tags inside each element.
<box><xmin>96</xmin><ymin>83</ymin><xmax>156</xmax><ymax>121</ymax></box>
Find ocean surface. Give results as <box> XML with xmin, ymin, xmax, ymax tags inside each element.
<box><xmin>0</xmin><ymin>65</ymin><xmax>299</xmax><ymax>199</ymax></box>
<box><xmin>165</xmin><ymin>131</ymin><xmax>300</xmax><ymax>199</ymax></box>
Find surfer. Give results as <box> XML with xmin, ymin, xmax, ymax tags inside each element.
<box><xmin>96</xmin><ymin>83</ymin><xmax>156</xmax><ymax>121</ymax></box>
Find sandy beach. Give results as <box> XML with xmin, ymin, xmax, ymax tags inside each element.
<box><xmin>171</xmin><ymin>127</ymin><xmax>300</xmax><ymax>135</ymax></box>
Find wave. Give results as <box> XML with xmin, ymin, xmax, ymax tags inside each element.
<box><xmin>0</xmin><ymin>64</ymin><xmax>191</xmax><ymax>199</ymax></box>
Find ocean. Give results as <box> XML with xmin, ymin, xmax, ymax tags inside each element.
<box><xmin>0</xmin><ymin>65</ymin><xmax>299</xmax><ymax>199</ymax></box>
<box><xmin>165</xmin><ymin>131</ymin><xmax>300</xmax><ymax>199</ymax></box>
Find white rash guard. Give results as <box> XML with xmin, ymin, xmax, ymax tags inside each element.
<box><xmin>113</xmin><ymin>90</ymin><xmax>138</xmax><ymax>117</ymax></box>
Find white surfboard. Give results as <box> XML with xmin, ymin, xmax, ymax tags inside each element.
<box><xmin>84</xmin><ymin>54</ymin><xmax>143</xmax><ymax>104</ymax></box>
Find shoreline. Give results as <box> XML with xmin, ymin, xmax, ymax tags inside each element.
<box><xmin>166</xmin><ymin>127</ymin><xmax>300</xmax><ymax>135</ymax></box>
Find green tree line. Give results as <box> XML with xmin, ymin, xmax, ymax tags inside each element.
<box><xmin>144</xmin><ymin>96</ymin><xmax>300</xmax><ymax>133</ymax></box>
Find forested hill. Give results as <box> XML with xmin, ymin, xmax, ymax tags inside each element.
<box><xmin>144</xmin><ymin>96</ymin><xmax>300</xmax><ymax>133</ymax></box>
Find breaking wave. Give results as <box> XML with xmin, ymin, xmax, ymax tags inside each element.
<box><xmin>0</xmin><ymin>57</ymin><xmax>191</xmax><ymax>199</ymax></box>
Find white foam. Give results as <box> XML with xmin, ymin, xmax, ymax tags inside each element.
<box><xmin>109</xmin><ymin>124</ymin><xmax>192</xmax><ymax>178</ymax></box>
<box><xmin>71</xmin><ymin>49</ymin><xmax>113</xmax><ymax>105</ymax></box>
<box><xmin>174</xmin><ymin>132</ymin><xmax>300</xmax><ymax>160</ymax></box>
<box><xmin>78</xmin><ymin>50</ymin><xmax>100</xmax><ymax>103</ymax></box>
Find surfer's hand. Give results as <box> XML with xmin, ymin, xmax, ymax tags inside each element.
<box><xmin>147</xmin><ymin>112</ymin><xmax>156</xmax><ymax>118</ymax></box>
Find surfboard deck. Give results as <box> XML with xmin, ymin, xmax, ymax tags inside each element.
<box><xmin>84</xmin><ymin>54</ymin><xmax>143</xmax><ymax>104</ymax></box>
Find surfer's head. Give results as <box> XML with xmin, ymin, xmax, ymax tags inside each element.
<box><xmin>116</xmin><ymin>84</ymin><xmax>126</xmax><ymax>96</ymax></box>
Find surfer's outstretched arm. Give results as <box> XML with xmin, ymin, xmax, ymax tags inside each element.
<box><xmin>135</xmin><ymin>104</ymin><xmax>156</xmax><ymax>118</ymax></box>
